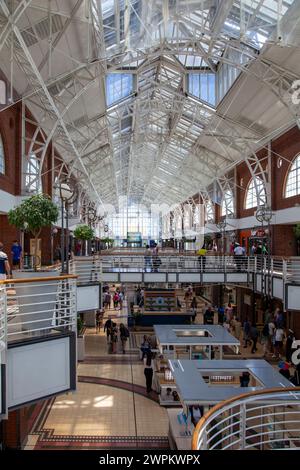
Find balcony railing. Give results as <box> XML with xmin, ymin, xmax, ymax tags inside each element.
<box><xmin>0</xmin><ymin>275</ymin><xmax>77</xmax><ymax>342</ymax></box>
<box><xmin>192</xmin><ymin>387</ymin><xmax>300</xmax><ymax>450</ymax></box>
<box><xmin>100</xmin><ymin>254</ymin><xmax>299</xmax><ymax>279</ymax></box>
<box><xmin>70</xmin><ymin>257</ymin><xmax>101</xmax><ymax>284</ymax></box>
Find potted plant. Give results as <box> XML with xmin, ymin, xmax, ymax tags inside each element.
<box><xmin>74</xmin><ymin>224</ymin><xmax>94</xmax><ymax>256</ymax></box>
<box><xmin>8</xmin><ymin>194</ymin><xmax>59</xmax><ymax>271</ymax></box>
<box><xmin>8</xmin><ymin>194</ymin><xmax>59</xmax><ymax>332</ymax></box>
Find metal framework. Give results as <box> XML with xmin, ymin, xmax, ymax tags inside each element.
<box><xmin>0</xmin><ymin>0</ymin><xmax>300</xmax><ymax>217</ymax></box>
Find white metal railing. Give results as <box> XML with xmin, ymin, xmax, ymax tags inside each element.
<box><xmin>0</xmin><ymin>284</ymin><xmax>6</xmax><ymax>351</ymax></box>
<box><xmin>100</xmin><ymin>254</ymin><xmax>300</xmax><ymax>281</ymax></box>
<box><xmin>70</xmin><ymin>257</ymin><xmax>101</xmax><ymax>284</ymax></box>
<box><xmin>192</xmin><ymin>388</ymin><xmax>300</xmax><ymax>450</ymax></box>
<box><xmin>2</xmin><ymin>275</ymin><xmax>77</xmax><ymax>341</ymax></box>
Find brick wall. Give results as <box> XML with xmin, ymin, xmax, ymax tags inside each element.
<box><xmin>0</xmin><ymin>103</ymin><xmax>21</xmax><ymax>195</ymax></box>
<box><xmin>272</xmin><ymin>225</ymin><xmax>297</xmax><ymax>257</ymax></box>
<box><xmin>0</xmin><ymin>215</ymin><xmax>19</xmax><ymax>265</ymax></box>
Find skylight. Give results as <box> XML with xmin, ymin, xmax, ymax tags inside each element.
<box><xmin>106</xmin><ymin>73</ymin><xmax>133</xmax><ymax>107</ymax></box>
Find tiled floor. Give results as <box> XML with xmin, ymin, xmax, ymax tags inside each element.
<box><xmin>26</xmin><ymin>303</ymin><xmax>169</xmax><ymax>450</ymax></box>
<box><xmin>24</xmin><ymin>297</ymin><xmax>272</xmax><ymax>450</ymax></box>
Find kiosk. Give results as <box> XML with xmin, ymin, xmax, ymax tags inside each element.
<box><xmin>167</xmin><ymin>359</ymin><xmax>292</xmax><ymax>450</ymax></box>
<box><xmin>153</xmin><ymin>325</ymin><xmax>240</xmax><ymax>406</ymax></box>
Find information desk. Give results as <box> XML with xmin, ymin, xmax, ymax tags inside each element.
<box><xmin>154</xmin><ymin>324</ymin><xmax>240</xmax><ymax>360</ymax></box>
<box><xmin>167</xmin><ymin>359</ymin><xmax>293</xmax><ymax>450</ymax></box>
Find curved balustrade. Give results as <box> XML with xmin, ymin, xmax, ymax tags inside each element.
<box><xmin>192</xmin><ymin>387</ymin><xmax>300</xmax><ymax>450</ymax></box>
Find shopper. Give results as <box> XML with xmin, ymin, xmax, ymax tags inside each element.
<box><xmin>190</xmin><ymin>406</ymin><xmax>204</xmax><ymax>426</ymax></box>
<box><xmin>218</xmin><ymin>305</ymin><xmax>225</xmax><ymax>324</ymax></box>
<box><xmin>0</xmin><ymin>242</ymin><xmax>10</xmax><ymax>280</ymax></box>
<box><xmin>104</xmin><ymin>317</ymin><xmax>113</xmax><ymax>342</ymax></box>
<box><xmin>95</xmin><ymin>310</ymin><xmax>103</xmax><ymax>333</ymax></box>
<box><xmin>141</xmin><ymin>335</ymin><xmax>151</xmax><ymax>360</ymax></box>
<box><xmin>286</xmin><ymin>330</ymin><xmax>295</xmax><ymax>363</ymax></box>
<box><xmin>144</xmin><ymin>351</ymin><xmax>154</xmax><ymax>393</ymax></box>
<box><xmin>261</xmin><ymin>322</ymin><xmax>269</xmax><ymax>357</ymax></box>
<box><xmin>204</xmin><ymin>306</ymin><xmax>214</xmax><ymax>325</ymax></box>
<box><xmin>190</xmin><ymin>296</ymin><xmax>197</xmax><ymax>322</ymax></box>
<box><xmin>231</xmin><ymin>317</ymin><xmax>242</xmax><ymax>340</ymax></box>
<box><xmin>273</xmin><ymin>326</ymin><xmax>285</xmax><ymax>359</ymax></box>
<box><xmin>113</xmin><ymin>291</ymin><xmax>120</xmax><ymax>309</ymax></box>
<box><xmin>54</xmin><ymin>245</ymin><xmax>62</xmax><ymax>265</ymax></box>
<box><xmin>250</xmin><ymin>323</ymin><xmax>259</xmax><ymax>353</ymax></box>
<box><xmin>144</xmin><ymin>245</ymin><xmax>152</xmax><ymax>272</ymax></box>
<box><xmin>243</xmin><ymin>318</ymin><xmax>251</xmax><ymax>348</ymax></box>
<box><xmin>118</xmin><ymin>291</ymin><xmax>124</xmax><ymax>310</ymax></box>
<box><xmin>234</xmin><ymin>243</ymin><xmax>246</xmax><ymax>271</ymax></box>
<box><xmin>119</xmin><ymin>323</ymin><xmax>130</xmax><ymax>354</ymax></box>
<box><xmin>268</xmin><ymin>317</ymin><xmax>276</xmax><ymax>354</ymax></box>
<box><xmin>111</xmin><ymin>322</ymin><xmax>118</xmax><ymax>353</ymax></box>
<box><xmin>152</xmin><ymin>254</ymin><xmax>161</xmax><ymax>272</ymax></box>
<box><xmin>240</xmin><ymin>371</ymin><xmax>250</xmax><ymax>387</ymax></box>
<box><xmin>197</xmin><ymin>245</ymin><xmax>207</xmax><ymax>272</ymax></box>
<box><xmin>11</xmin><ymin>240</ymin><xmax>22</xmax><ymax>269</ymax></box>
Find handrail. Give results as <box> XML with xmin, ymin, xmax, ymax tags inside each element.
<box><xmin>192</xmin><ymin>386</ymin><xmax>300</xmax><ymax>450</ymax></box>
<box><xmin>0</xmin><ymin>274</ymin><xmax>78</xmax><ymax>285</ymax></box>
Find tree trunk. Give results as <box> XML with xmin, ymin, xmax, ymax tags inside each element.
<box><xmin>33</xmin><ymin>231</ymin><xmax>41</xmax><ymax>271</ymax></box>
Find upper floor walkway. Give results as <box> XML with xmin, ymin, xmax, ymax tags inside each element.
<box><xmin>70</xmin><ymin>253</ymin><xmax>300</xmax><ymax>311</ymax></box>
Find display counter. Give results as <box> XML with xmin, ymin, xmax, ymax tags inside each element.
<box><xmin>154</xmin><ymin>324</ymin><xmax>240</xmax><ymax>360</ymax></box>
<box><xmin>166</xmin><ymin>359</ymin><xmax>293</xmax><ymax>450</ymax></box>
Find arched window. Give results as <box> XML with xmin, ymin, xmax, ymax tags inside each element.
<box><xmin>25</xmin><ymin>154</ymin><xmax>42</xmax><ymax>193</ymax></box>
<box><xmin>245</xmin><ymin>177</ymin><xmax>267</xmax><ymax>209</ymax></box>
<box><xmin>285</xmin><ymin>155</ymin><xmax>300</xmax><ymax>198</ymax></box>
<box><xmin>221</xmin><ymin>189</ymin><xmax>234</xmax><ymax>217</ymax></box>
<box><xmin>0</xmin><ymin>133</ymin><xmax>5</xmax><ymax>174</ymax></box>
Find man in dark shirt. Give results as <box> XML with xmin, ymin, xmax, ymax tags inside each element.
<box><xmin>11</xmin><ymin>240</ymin><xmax>22</xmax><ymax>269</ymax></box>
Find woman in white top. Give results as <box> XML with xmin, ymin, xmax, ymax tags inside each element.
<box><xmin>144</xmin><ymin>351</ymin><xmax>154</xmax><ymax>393</ymax></box>
<box><xmin>273</xmin><ymin>327</ymin><xmax>285</xmax><ymax>358</ymax></box>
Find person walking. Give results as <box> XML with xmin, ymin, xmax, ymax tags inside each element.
<box><xmin>95</xmin><ymin>309</ymin><xmax>103</xmax><ymax>333</ymax></box>
<box><xmin>11</xmin><ymin>240</ymin><xmax>22</xmax><ymax>269</ymax></box>
<box><xmin>243</xmin><ymin>318</ymin><xmax>251</xmax><ymax>348</ymax></box>
<box><xmin>197</xmin><ymin>246</ymin><xmax>207</xmax><ymax>272</ymax></box>
<box><xmin>273</xmin><ymin>326</ymin><xmax>285</xmax><ymax>359</ymax></box>
<box><xmin>190</xmin><ymin>296</ymin><xmax>197</xmax><ymax>322</ymax></box>
<box><xmin>140</xmin><ymin>335</ymin><xmax>151</xmax><ymax>360</ymax></box>
<box><xmin>104</xmin><ymin>318</ymin><xmax>113</xmax><ymax>343</ymax></box>
<box><xmin>119</xmin><ymin>323</ymin><xmax>130</xmax><ymax>354</ymax></box>
<box><xmin>261</xmin><ymin>322</ymin><xmax>270</xmax><ymax>357</ymax></box>
<box><xmin>144</xmin><ymin>245</ymin><xmax>152</xmax><ymax>272</ymax></box>
<box><xmin>286</xmin><ymin>329</ymin><xmax>295</xmax><ymax>363</ymax></box>
<box><xmin>204</xmin><ymin>306</ymin><xmax>214</xmax><ymax>325</ymax></box>
<box><xmin>111</xmin><ymin>322</ymin><xmax>118</xmax><ymax>353</ymax></box>
<box><xmin>0</xmin><ymin>242</ymin><xmax>10</xmax><ymax>280</ymax></box>
<box><xmin>234</xmin><ymin>243</ymin><xmax>246</xmax><ymax>272</ymax></box>
<box><xmin>231</xmin><ymin>317</ymin><xmax>242</xmax><ymax>340</ymax></box>
<box><xmin>250</xmin><ymin>323</ymin><xmax>259</xmax><ymax>353</ymax></box>
<box><xmin>144</xmin><ymin>351</ymin><xmax>154</xmax><ymax>394</ymax></box>
<box><xmin>113</xmin><ymin>291</ymin><xmax>119</xmax><ymax>309</ymax></box>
